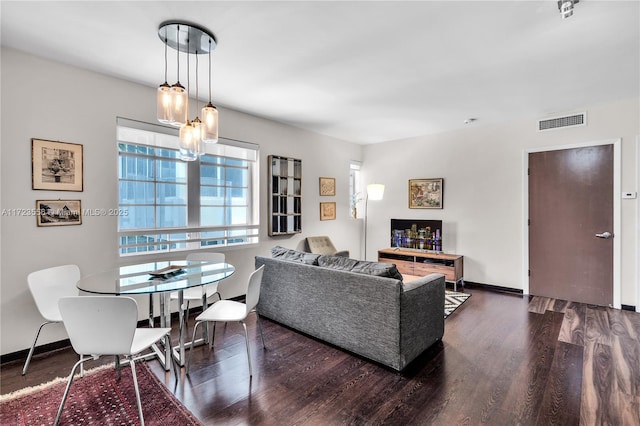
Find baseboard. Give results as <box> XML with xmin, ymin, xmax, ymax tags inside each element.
<box><xmin>0</xmin><ymin>338</ymin><xmax>73</xmax><ymax>365</ymax></box>
<box><xmin>461</xmin><ymin>281</ymin><xmax>524</xmax><ymax>295</ymax></box>
<box><xmin>463</xmin><ymin>282</ymin><xmax>636</xmax><ymax>310</ymax></box>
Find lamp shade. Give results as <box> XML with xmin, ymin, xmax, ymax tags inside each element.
<box><xmin>201</xmin><ymin>103</ymin><xmax>218</xmax><ymax>143</ymax></box>
<box><xmin>156</xmin><ymin>82</ymin><xmax>173</xmax><ymax>124</ymax></box>
<box><xmin>170</xmin><ymin>82</ymin><xmax>188</xmax><ymax>126</ymax></box>
<box><xmin>179</xmin><ymin>120</ymin><xmax>201</xmax><ymax>161</ymax></box>
<box><xmin>367</xmin><ymin>184</ymin><xmax>385</xmax><ymax>201</ymax></box>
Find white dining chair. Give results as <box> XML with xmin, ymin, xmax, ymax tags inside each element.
<box><xmin>22</xmin><ymin>264</ymin><xmax>80</xmax><ymax>376</ymax></box>
<box><xmin>169</xmin><ymin>252</ymin><xmax>225</xmax><ymax>328</ymax></box>
<box><xmin>55</xmin><ymin>296</ymin><xmax>173</xmax><ymax>426</ymax></box>
<box><xmin>186</xmin><ymin>265</ymin><xmax>265</xmax><ymax>377</ymax></box>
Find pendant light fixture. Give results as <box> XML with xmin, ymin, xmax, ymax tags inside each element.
<box><xmin>202</xmin><ymin>38</ymin><xmax>219</xmax><ymax>144</ymax></box>
<box><xmin>157</xmin><ymin>21</ymin><xmax>217</xmax><ymax>160</ymax></box>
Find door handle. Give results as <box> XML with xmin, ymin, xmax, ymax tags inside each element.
<box><xmin>595</xmin><ymin>232</ymin><xmax>613</xmax><ymax>239</ymax></box>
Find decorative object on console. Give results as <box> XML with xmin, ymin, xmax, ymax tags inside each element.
<box><xmin>364</xmin><ymin>183</ymin><xmax>384</xmax><ymax>260</ymax></box>
<box><xmin>319</xmin><ymin>177</ymin><xmax>336</xmax><ymax>196</ymax></box>
<box><xmin>558</xmin><ymin>0</ymin><xmax>578</xmax><ymax>19</ymax></box>
<box><xmin>156</xmin><ymin>21</ymin><xmax>219</xmax><ymax>161</ymax></box>
<box><xmin>409</xmin><ymin>178</ymin><xmax>443</xmax><ymax>209</ymax></box>
<box><xmin>32</xmin><ymin>139</ymin><xmax>83</xmax><ymax>191</ymax></box>
<box><xmin>268</xmin><ymin>155</ymin><xmax>302</xmax><ymax>236</ymax></box>
<box><xmin>320</xmin><ymin>202</ymin><xmax>336</xmax><ymax>220</ymax></box>
<box><xmin>35</xmin><ymin>200</ymin><xmax>82</xmax><ymax>227</ymax></box>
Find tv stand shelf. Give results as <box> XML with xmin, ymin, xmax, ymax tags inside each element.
<box><xmin>378</xmin><ymin>248</ymin><xmax>464</xmax><ymax>291</ymax></box>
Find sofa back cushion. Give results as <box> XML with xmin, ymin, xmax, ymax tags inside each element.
<box><xmin>271</xmin><ymin>245</ymin><xmax>320</xmax><ymax>265</ymax></box>
<box><xmin>317</xmin><ymin>255</ymin><xmax>403</xmax><ymax>281</ymax></box>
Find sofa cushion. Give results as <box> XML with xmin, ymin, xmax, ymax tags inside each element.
<box><xmin>317</xmin><ymin>255</ymin><xmax>403</xmax><ymax>281</ymax></box>
<box><xmin>271</xmin><ymin>245</ymin><xmax>320</xmax><ymax>265</ymax></box>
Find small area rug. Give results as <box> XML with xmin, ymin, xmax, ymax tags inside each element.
<box><xmin>0</xmin><ymin>362</ymin><xmax>201</xmax><ymax>426</ymax></box>
<box><xmin>445</xmin><ymin>290</ymin><xmax>471</xmax><ymax>318</ymax></box>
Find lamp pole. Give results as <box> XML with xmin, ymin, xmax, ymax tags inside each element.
<box><xmin>364</xmin><ymin>193</ymin><xmax>370</xmax><ymax>260</ymax></box>
<box><xmin>364</xmin><ymin>183</ymin><xmax>384</xmax><ymax>261</ymax></box>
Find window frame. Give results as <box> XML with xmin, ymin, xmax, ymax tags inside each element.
<box><xmin>116</xmin><ymin>117</ymin><xmax>259</xmax><ymax>257</ymax></box>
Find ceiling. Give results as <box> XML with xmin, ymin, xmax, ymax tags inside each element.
<box><xmin>1</xmin><ymin>1</ymin><xmax>638</xmax><ymax>144</ymax></box>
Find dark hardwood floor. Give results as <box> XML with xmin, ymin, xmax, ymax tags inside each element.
<box><xmin>2</xmin><ymin>287</ymin><xmax>639</xmax><ymax>425</ymax></box>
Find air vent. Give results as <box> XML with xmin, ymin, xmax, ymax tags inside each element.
<box><xmin>538</xmin><ymin>112</ymin><xmax>586</xmax><ymax>131</ymax></box>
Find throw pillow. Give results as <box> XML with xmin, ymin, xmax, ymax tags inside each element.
<box><xmin>271</xmin><ymin>245</ymin><xmax>320</xmax><ymax>265</ymax></box>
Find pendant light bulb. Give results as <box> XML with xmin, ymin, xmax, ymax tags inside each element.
<box><xmin>179</xmin><ymin>120</ymin><xmax>200</xmax><ymax>161</ymax></box>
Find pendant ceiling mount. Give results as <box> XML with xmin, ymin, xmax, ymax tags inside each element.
<box><xmin>158</xmin><ymin>21</ymin><xmax>217</xmax><ymax>55</ymax></box>
<box><xmin>156</xmin><ymin>20</ymin><xmax>219</xmax><ymax>161</ymax></box>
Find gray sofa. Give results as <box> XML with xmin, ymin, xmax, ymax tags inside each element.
<box><xmin>255</xmin><ymin>247</ymin><xmax>445</xmax><ymax>371</ymax></box>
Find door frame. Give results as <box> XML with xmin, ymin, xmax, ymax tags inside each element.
<box><xmin>522</xmin><ymin>138</ymin><xmax>621</xmax><ymax>309</ymax></box>
<box><xmin>637</xmin><ymin>135</ymin><xmax>640</xmax><ymax>313</ymax></box>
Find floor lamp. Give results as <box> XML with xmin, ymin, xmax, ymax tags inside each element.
<box><xmin>364</xmin><ymin>183</ymin><xmax>385</xmax><ymax>260</ymax></box>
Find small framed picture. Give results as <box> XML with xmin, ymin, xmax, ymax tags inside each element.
<box><xmin>36</xmin><ymin>200</ymin><xmax>82</xmax><ymax>226</ymax></box>
<box><xmin>319</xmin><ymin>177</ymin><xmax>336</xmax><ymax>196</ymax></box>
<box><xmin>409</xmin><ymin>178</ymin><xmax>444</xmax><ymax>209</ymax></box>
<box><xmin>32</xmin><ymin>139</ymin><xmax>83</xmax><ymax>191</ymax></box>
<box><xmin>320</xmin><ymin>202</ymin><xmax>336</xmax><ymax>220</ymax></box>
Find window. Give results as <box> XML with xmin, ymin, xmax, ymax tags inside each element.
<box><xmin>117</xmin><ymin>118</ymin><xmax>259</xmax><ymax>256</ymax></box>
<box><xmin>349</xmin><ymin>160</ymin><xmax>362</xmax><ymax>218</ymax></box>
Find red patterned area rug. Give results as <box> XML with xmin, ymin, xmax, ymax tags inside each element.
<box><xmin>0</xmin><ymin>362</ymin><xmax>201</xmax><ymax>425</ymax></box>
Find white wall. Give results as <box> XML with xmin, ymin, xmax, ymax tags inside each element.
<box><xmin>0</xmin><ymin>48</ymin><xmax>363</xmax><ymax>355</ymax></box>
<box><xmin>363</xmin><ymin>98</ymin><xmax>638</xmax><ymax>305</ymax></box>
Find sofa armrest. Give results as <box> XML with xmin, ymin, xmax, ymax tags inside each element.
<box><xmin>334</xmin><ymin>250</ymin><xmax>350</xmax><ymax>257</ymax></box>
<box><xmin>399</xmin><ymin>273</ymin><xmax>445</xmax><ymax>369</ymax></box>
<box><xmin>402</xmin><ymin>273</ymin><xmax>444</xmax><ymax>292</ymax></box>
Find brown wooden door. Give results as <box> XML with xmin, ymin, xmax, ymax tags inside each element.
<box><xmin>529</xmin><ymin>145</ymin><xmax>613</xmax><ymax>306</ymax></box>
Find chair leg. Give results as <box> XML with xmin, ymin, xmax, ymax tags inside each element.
<box><xmin>115</xmin><ymin>355</ymin><xmax>121</xmax><ymax>380</ymax></box>
<box><xmin>255</xmin><ymin>313</ymin><xmax>266</xmax><ymax>349</ymax></box>
<box><xmin>22</xmin><ymin>321</ymin><xmax>54</xmax><ymax>375</ymax></box>
<box><xmin>241</xmin><ymin>321</ymin><xmax>253</xmax><ymax>377</ymax></box>
<box><xmin>54</xmin><ymin>357</ymin><xmax>85</xmax><ymax>425</ymax></box>
<box><xmin>184</xmin><ymin>301</ymin><xmax>191</xmax><ymax>330</ymax></box>
<box><xmin>186</xmin><ymin>321</ymin><xmax>202</xmax><ymax>375</ymax></box>
<box><xmin>129</xmin><ymin>359</ymin><xmax>145</xmax><ymax>426</ymax></box>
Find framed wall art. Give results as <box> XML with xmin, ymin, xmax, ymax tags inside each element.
<box><xmin>319</xmin><ymin>177</ymin><xmax>336</xmax><ymax>196</ymax></box>
<box><xmin>409</xmin><ymin>178</ymin><xmax>443</xmax><ymax>209</ymax></box>
<box><xmin>36</xmin><ymin>199</ymin><xmax>82</xmax><ymax>226</ymax></box>
<box><xmin>32</xmin><ymin>139</ymin><xmax>83</xmax><ymax>191</ymax></box>
<box><xmin>320</xmin><ymin>202</ymin><xmax>336</xmax><ymax>220</ymax></box>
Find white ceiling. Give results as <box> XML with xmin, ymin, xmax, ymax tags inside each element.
<box><xmin>2</xmin><ymin>1</ymin><xmax>638</xmax><ymax>144</ymax></box>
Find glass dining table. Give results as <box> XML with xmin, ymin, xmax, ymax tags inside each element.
<box><xmin>76</xmin><ymin>260</ymin><xmax>235</xmax><ymax>371</ymax></box>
